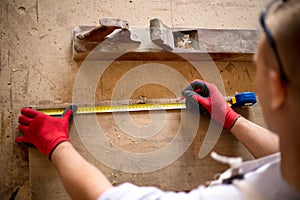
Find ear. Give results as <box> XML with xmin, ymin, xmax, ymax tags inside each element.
<box><xmin>268</xmin><ymin>70</ymin><xmax>287</xmax><ymax>110</ymax></box>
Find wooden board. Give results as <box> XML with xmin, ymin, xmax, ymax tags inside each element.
<box><xmin>29</xmin><ymin>60</ymin><xmax>263</xmax><ymax>199</ymax></box>
<box><xmin>29</xmin><ymin>103</ymin><xmax>264</xmax><ymax>199</ymax></box>
<box><xmin>30</xmin><ymin>110</ymin><xmax>260</xmax><ymax>199</ymax></box>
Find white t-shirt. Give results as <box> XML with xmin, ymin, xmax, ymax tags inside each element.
<box><xmin>99</xmin><ymin>153</ymin><xmax>300</xmax><ymax>200</ymax></box>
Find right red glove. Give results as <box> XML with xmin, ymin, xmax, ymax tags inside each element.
<box><xmin>16</xmin><ymin>105</ymin><xmax>77</xmax><ymax>158</ymax></box>
<box><xmin>182</xmin><ymin>79</ymin><xmax>240</xmax><ymax>130</ymax></box>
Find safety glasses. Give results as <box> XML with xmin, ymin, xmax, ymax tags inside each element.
<box><xmin>260</xmin><ymin>0</ymin><xmax>288</xmax><ymax>82</ymax></box>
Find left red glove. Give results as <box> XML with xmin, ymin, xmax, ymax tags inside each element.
<box><xmin>16</xmin><ymin>105</ymin><xmax>76</xmax><ymax>158</ymax></box>
<box><xmin>182</xmin><ymin>79</ymin><xmax>240</xmax><ymax>130</ymax></box>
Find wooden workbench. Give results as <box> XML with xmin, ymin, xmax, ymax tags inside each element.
<box><xmin>0</xmin><ymin>0</ymin><xmax>266</xmax><ymax>199</ymax></box>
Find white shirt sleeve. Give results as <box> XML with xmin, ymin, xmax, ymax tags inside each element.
<box><xmin>97</xmin><ymin>154</ymin><xmax>300</xmax><ymax>200</ymax></box>
<box><xmin>98</xmin><ymin>182</ymin><xmax>243</xmax><ymax>200</ymax></box>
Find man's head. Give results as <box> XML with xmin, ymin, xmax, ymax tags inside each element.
<box><xmin>254</xmin><ymin>0</ymin><xmax>300</xmax><ymax>134</ymax></box>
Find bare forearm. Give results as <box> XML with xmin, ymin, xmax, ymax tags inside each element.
<box><xmin>231</xmin><ymin>117</ymin><xmax>279</xmax><ymax>158</ymax></box>
<box><xmin>51</xmin><ymin>142</ymin><xmax>112</xmax><ymax>200</ymax></box>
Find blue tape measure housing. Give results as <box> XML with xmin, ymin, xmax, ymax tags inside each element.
<box><xmin>232</xmin><ymin>92</ymin><xmax>257</xmax><ymax>108</ymax></box>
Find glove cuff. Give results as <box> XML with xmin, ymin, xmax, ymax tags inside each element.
<box><xmin>224</xmin><ymin>108</ymin><xmax>241</xmax><ymax>130</ymax></box>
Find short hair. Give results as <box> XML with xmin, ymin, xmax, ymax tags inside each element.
<box><xmin>267</xmin><ymin>0</ymin><xmax>300</xmax><ymax>88</ymax></box>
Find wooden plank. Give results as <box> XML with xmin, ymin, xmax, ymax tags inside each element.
<box><xmin>29</xmin><ymin>60</ymin><xmax>261</xmax><ymax>199</ymax></box>
<box><xmin>29</xmin><ymin>150</ymin><xmax>70</xmax><ymax>199</ymax></box>
<box><xmin>75</xmin><ymin>51</ymin><xmax>255</xmax><ymax>62</ymax></box>
<box><xmin>30</xmin><ymin>106</ymin><xmax>260</xmax><ymax>199</ymax></box>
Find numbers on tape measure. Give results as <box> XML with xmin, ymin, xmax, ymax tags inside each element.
<box><xmin>39</xmin><ymin>103</ymin><xmax>187</xmax><ymax>116</ymax></box>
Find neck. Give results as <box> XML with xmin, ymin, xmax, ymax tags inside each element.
<box><xmin>278</xmin><ymin>96</ymin><xmax>300</xmax><ymax>193</ymax></box>
<box><xmin>280</xmin><ymin>131</ymin><xmax>300</xmax><ymax>193</ymax></box>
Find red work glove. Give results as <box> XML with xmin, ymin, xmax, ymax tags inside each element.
<box><xmin>16</xmin><ymin>105</ymin><xmax>77</xmax><ymax>158</ymax></box>
<box><xmin>182</xmin><ymin>79</ymin><xmax>240</xmax><ymax>130</ymax></box>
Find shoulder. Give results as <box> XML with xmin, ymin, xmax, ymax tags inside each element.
<box><xmin>244</xmin><ymin>157</ymin><xmax>300</xmax><ymax>200</ymax></box>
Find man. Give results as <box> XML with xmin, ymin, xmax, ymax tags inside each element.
<box><xmin>16</xmin><ymin>0</ymin><xmax>300</xmax><ymax>199</ymax></box>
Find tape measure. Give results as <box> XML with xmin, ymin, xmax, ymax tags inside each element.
<box><xmin>37</xmin><ymin>92</ymin><xmax>257</xmax><ymax>116</ymax></box>
<box><xmin>229</xmin><ymin>92</ymin><xmax>257</xmax><ymax>108</ymax></box>
<box><xmin>39</xmin><ymin>103</ymin><xmax>186</xmax><ymax>116</ymax></box>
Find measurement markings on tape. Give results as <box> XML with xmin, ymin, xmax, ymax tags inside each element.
<box><xmin>38</xmin><ymin>103</ymin><xmax>187</xmax><ymax>116</ymax></box>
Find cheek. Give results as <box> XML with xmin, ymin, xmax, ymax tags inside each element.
<box><xmin>254</xmin><ymin>52</ymin><xmax>268</xmax><ymax>102</ymax></box>
<box><xmin>256</xmin><ymin>70</ymin><xmax>268</xmax><ymax>97</ymax></box>
<box><xmin>255</xmin><ymin>65</ymin><xmax>270</xmax><ymax>115</ymax></box>
<box><xmin>255</xmin><ymin>69</ymin><xmax>275</xmax><ymax>129</ymax></box>
<box><xmin>255</xmin><ymin>64</ymin><xmax>265</xmax><ymax>98</ymax></box>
